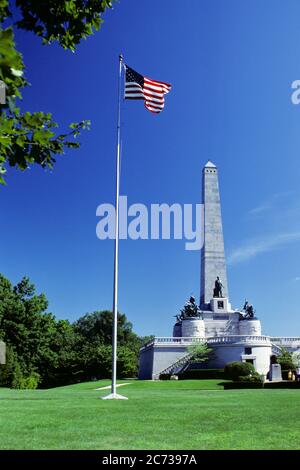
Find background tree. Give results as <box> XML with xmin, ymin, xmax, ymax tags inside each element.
<box><xmin>0</xmin><ymin>274</ymin><xmax>59</xmax><ymax>383</ymax></box>
<box><xmin>74</xmin><ymin>310</ymin><xmax>151</xmax><ymax>379</ymax></box>
<box><xmin>292</xmin><ymin>352</ymin><xmax>300</xmax><ymax>367</ymax></box>
<box><xmin>74</xmin><ymin>310</ymin><xmax>140</xmax><ymax>347</ymax></box>
<box><xmin>0</xmin><ymin>0</ymin><xmax>115</xmax><ymax>183</ymax></box>
<box><xmin>0</xmin><ymin>272</ymin><xmax>149</xmax><ymax>388</ymax></box>
<box><xmin>277</xmin><ymin>347</ymin><xmax>297</xmax><ymax>371</ymax></box>
<box><xmin>37</xmin><ymin>319</ymin><xmax>84</xmax><ymax>388</ymax></box>
<box><xmin>187</xmin><ymin>342</ymin><xmax>213</xmax><ymax>363</ymax></box>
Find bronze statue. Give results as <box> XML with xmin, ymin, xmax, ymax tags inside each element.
<box><xmin>243</xmin><ymin>300</ymin><xmax>255</xmax><ymax>319</ymax></box>
<box><xmin>213</xmin><ymin>276</ymin><xmax>223</xmax><ymax>298</ymax></box>
<box><xmin>178</xmin><ymin>296</ymin><xmax>203</xmax><ymax>320</ymax></box>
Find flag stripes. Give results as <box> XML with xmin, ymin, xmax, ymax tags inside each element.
<box><xmin>124</xmin><ymin>65</ymin><xmax>171</xmax><ymax>114</ymax></box>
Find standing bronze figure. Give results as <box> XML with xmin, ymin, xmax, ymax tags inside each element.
<box><xmin>213</xmin><ymin>276</ymin><xmax>223</xmax><ymax>298</ymax></box>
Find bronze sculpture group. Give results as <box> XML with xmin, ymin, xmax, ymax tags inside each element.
<box><xmin>242</xmin><ymin>300</ymin><xmax>255</xmax><ymax>319</ymax></box>
<box><xmin>175</xmin><ymin>296</ymin><xmax>203</xmax><ymax>322</ymax></box>
<box><xmin>175</xmin><ymin>277</ymin><xmax>256</xmax><ymax>323</ymax></box>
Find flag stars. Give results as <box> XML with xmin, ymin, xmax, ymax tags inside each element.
<box><xmin>124</xmin><ymin>64</ymin><xmax>171</xmax><ymax>114</ymax></box>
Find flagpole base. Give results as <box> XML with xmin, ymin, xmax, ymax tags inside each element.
<box><xmin>101</xmin><ymin>392</ymin><xmax>128</xmax><ymax>400</ymax></box>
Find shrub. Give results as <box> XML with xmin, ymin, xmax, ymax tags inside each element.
<box><xmin>160</xmin><ymin>369</ymin><xmax>225</xmax><ymax>380</ymax></box>
<box><xmin>224</xmin><ymin>361</ymin><xmax>255</xmax><ymax>381</ymax></box>
<box><xmin>22</xmin><ymin>373</ymin><xmax>40</xmax><ymax>390</ymax></box>
<box><xmin>180</xmin><ymin>369</ymin><xmax>224</xmax><ymax>380</ymax></box>
<box><xmin>237</xmin><ymin>372</ymin><xmax>263</xmax><ymax>383</ymax></box>
<box><xmin>12</xmin><ymin>369</ymin><xmax>40</xmax><ymax>390</ymax></box>
<box><xmin>264</xmin><ymin>381</ymin><xmax>300</xmax><ymax>389</ymax></box>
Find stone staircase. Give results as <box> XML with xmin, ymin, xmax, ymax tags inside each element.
<box><xmin>271</xmin><ymin>343</ymin><xmax>282</xmax><ymax>356</ymax></box>
<box><xmin>158</xmin><ymin>353</ymin><xmax>193</xmax><ymax>377</ymax></box>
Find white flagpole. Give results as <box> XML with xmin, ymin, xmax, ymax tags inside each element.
<box><xmin>102</xmin><ymin>54</ymin><xmax>128</xmax><ymax>400</ymax></box>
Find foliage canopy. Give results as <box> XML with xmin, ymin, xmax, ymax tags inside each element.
<box><xmin>0</xmin><ymin>272</ymin><xmax>148</xmax><ymax>388</ymax></box>
<box><xmin>0</xmin><ymin>0</ymin><xmax>115</xmax><ymax>183</ymax></box>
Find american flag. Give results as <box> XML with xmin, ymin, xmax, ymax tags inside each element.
<box><xmin>124</xmin><ymin>65</ymin><xmax>172</xmax><ymax>114</ymax></box>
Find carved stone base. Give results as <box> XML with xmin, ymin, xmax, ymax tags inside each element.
<box><xmin>269</xmin><ymin>364</ymin><xmax>282</xmax><ymax>382</ymax></box>
<box><xmin>173</xmin><ymin>322</ymin><xmax>182</xmax><ymax>338</ymax></box>
<box><xmin>210</xmin><ymin>297</ymin><xmax>232</xmax><ymax>313</ymax></box>
<box><xmin>239</xmin><ymin>319</ymin><xmax>262</xmax><ymax>336</ymax></box>
<box><xmin>181</xmin><ymin>318</ymin><xmax>205</xmax><ymax>338</ymax></box>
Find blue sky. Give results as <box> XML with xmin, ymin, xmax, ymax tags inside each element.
<box><xmin>1</xmin><ymin>0</ymin><xmax>300</xmax><ymax>337</ymax></box>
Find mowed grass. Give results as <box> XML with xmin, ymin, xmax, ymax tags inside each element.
<box><xmin>0</xmin><ymin>379</ymin><xmax>299</xmax><ymax>450</ymax></box>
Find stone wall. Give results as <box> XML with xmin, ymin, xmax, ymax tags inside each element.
<box><xmin>139</xmin><ymin>343</ymin><xmax>188</xmax><ymax>380</ymax></box>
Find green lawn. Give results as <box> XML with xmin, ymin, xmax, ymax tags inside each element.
<box><xmin>0</xmin><ymin>379</ymin><xmax>299</xmax><ymax>450</ymax></box>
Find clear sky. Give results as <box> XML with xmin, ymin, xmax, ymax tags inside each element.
<box><xmin>1</xmin><ymin>0</ymin><xmax>300</xmax><ymax>337</ymax></box>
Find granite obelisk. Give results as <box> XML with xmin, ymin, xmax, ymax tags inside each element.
<box><xmin>200</xmin><ymin>161</ymin><xmax>228</xmax><ymax>309</ymax></box>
